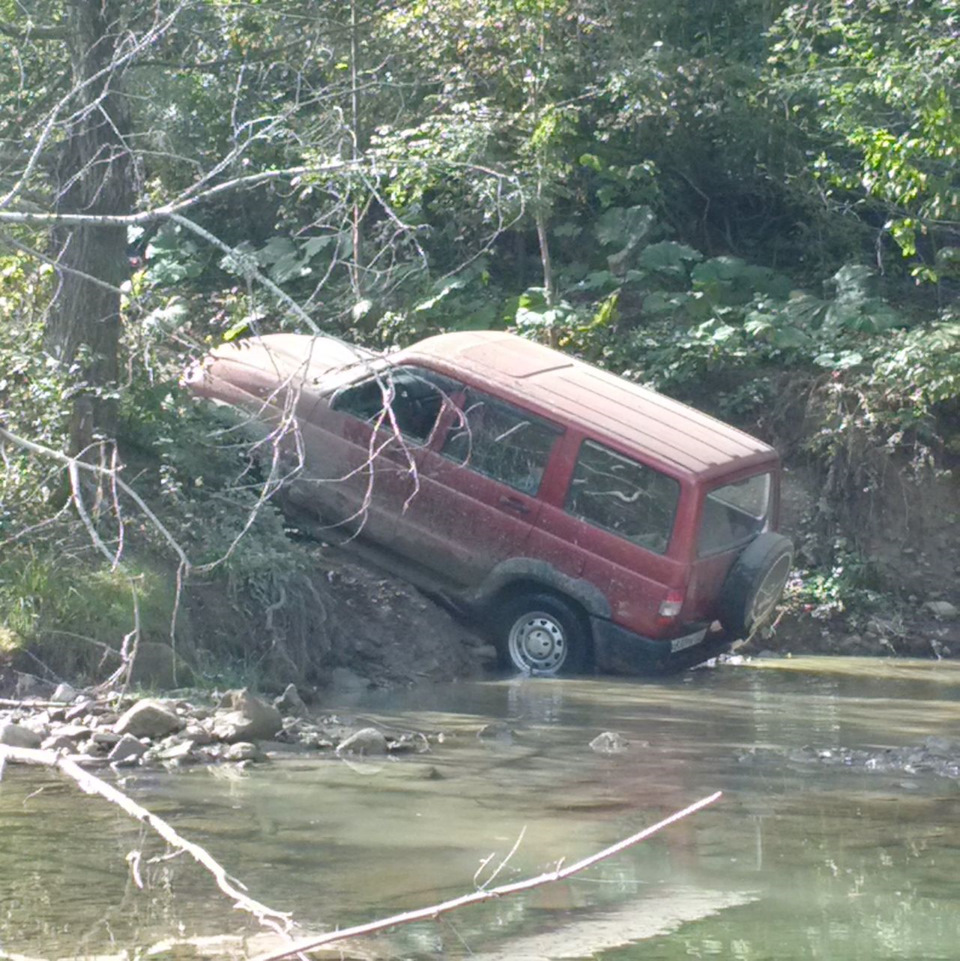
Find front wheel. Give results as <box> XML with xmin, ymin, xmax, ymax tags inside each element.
<box><xmin>497</xmin><ymin>593</ymin><xmax>590</xmax><ymax>676</ymax></box>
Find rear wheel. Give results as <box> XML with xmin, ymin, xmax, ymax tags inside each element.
<box><xmin>498</xmin><ymin>593</ymin><xmax>590</xmax><ymax>676</ymax></box>
<box><xmin>719</xmin><ymin>533</ymin><xmax>794</xmax><ymax>638</ymax></box>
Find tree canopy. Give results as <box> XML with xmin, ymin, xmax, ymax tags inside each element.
<box><xmin>0</xmin><ymin>0</ymin><xmax>958</xmax><ymax>676</ymax></box>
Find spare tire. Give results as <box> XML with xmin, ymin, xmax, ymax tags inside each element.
<box><xmin>718</xmin><ymin>533</ymin><xmax>794</xmax><ymax>639</ymax></box>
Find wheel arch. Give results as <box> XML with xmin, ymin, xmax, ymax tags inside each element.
<box><xmin>470</xmin><ymin>558</ymin><xmax>611</xmax><ymax>621</ymax></box>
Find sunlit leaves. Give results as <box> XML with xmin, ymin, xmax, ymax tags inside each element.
<box><xmin>767</xmin><ymin>0</ymin><xmax>960</xmax><ymax>275</ymax></box>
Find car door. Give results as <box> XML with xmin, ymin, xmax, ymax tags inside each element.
<box><xmin>298</xmin><ymin>365</ymin><xmax>460</xmax><ymax>544</ymax></box>
<box><xmin>390</xmin><ymin>387</ymin><xmax>563</xmax><ymax>586</ymax></box>
<box><xmin>560</xmin><ymin>438</ymin><xmax>685</xmax><ymax>635</ymax></box>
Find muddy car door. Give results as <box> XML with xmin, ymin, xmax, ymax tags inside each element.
<box><xmin>295</xmin><ymin>365</ymin><xmax>460</xmax><ymax>544</ymax></box>
<box><xmin>390</xmin><ymin>387</ymin><xmax>564</xmax><ymax>586</ymax></box>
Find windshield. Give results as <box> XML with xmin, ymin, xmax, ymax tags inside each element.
<box><xmin>698</xmin><ymin>472</ymin><xmax>771</xmax><ymax>556</ymax></box>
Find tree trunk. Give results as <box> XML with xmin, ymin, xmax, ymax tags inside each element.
<box><xmin>46</xmin><ymin>0</ymin><xmax>133</xmax><ymax>455</ymax></box>
<box><xmin>535</xmin><ymin>206</ymin><xmax>559</xmax><ymax>349</ymax></box>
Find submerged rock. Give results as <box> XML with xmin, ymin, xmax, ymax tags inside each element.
<box><xmin>336</xmin><ymin>727</ymin><xmax>387</xmax><ymax>756</ymax></box>
<box><xmin>477</xmin><ymin>721</ymin><xmax>514</xmax><ymax>742</ymax></box>
<box><xmin>589</xmin><ymin>731</ymin><xmax>628</xmax><ymax>755</ymax></box>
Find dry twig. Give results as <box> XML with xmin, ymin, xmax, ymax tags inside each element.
<box><xmin>0</xmin><ymin>742</ymin><xmax>720</xmax><ymax>958</ymax></box>
<box><xmin>0</xmin><ymin>745</ymin><xmax>293</xmax><ymax>935</ymax></box>
<box><xmin>251</xmin><ymin>790</ymin><xmax>723</xmax><ymax>961</ymax></box>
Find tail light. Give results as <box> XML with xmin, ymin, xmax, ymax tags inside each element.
<box><xmin>657</xmin><ymin>589</ymin><xmax>685</xmax><ymax>624</ymax></box>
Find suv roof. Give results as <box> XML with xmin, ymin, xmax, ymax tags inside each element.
<box><xmin>399</xmin><ymin>331</ymin><xmax>775</xmax><ymax>478</ymax></box>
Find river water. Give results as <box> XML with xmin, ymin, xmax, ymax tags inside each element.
<box><xmin>2</xmin><ymin>656</ymin><xmax>960</xmax><ymax>960</ymax></box>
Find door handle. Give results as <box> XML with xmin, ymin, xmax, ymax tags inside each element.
<box><xmin>499</xmin><ymin>495</ymin><xmax>531</xmax><ymax>515</ymax></box>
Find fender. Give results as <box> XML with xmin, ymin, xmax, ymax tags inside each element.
<box><xmin>466</xmin><ymin>557</ymin><xmax>612</xmax><ymax>619</ymax></box>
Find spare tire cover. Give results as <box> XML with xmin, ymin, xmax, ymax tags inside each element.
<box><xmin>718</xmin><ymin>532</ymin><xmax>794</xmax><ymax>639</ymax></box>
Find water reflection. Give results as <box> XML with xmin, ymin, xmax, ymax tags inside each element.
<box><xmin>2</xmin><ymin>658</ymin><xmax>960</xmax><ymax>960</ymax></box>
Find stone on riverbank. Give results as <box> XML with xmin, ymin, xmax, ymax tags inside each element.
<box><xmin>109</xmin><ymin>734</ymin><xmax>148</xmax><ymax>765</ymax></box>
<box><xmin>0</xmin><ymin>720</ymin><xmax>42</xmax><ymax>749</ymax></box>
<box><xmin>210</xmin><ymin>690</ymin><xmax>282</xmax><ymax>742</ymax></box>
<box><xmin>115</xmin><ymin>699</ymin><xmax>183</xmax><ymax>738</ymax></box>
<box><xmin>924</xmin><ymin>600</ymin><xmax>959</xmax><ymax>620</ymax></box>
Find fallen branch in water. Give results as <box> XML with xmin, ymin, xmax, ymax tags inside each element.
<box><xmin>0</xmin><ymin>745</ymin><xmax>293</xmax><ymax>936</ymax></box>
<box><xmin>250</xmin><ymin>790</ymin><xmax>723</xmax><ymax>961</ymax></box>
<box><xmin>0</xmin><ymin>742</ymin><xmax>720</xmax><ymax>958</ymax></box>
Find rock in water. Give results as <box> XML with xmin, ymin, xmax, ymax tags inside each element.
<box><xmin>589</xmin><ymin>731</ymin><xmax>628</xmax><ymax>755</ymax></box>
<box><xmin>336</xmin><ymin>727</ymin><xmax>388</xmax><ymax>756</ymax></box>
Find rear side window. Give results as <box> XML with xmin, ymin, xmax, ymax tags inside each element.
<box><xmin>441</xmin><ymin>389</ymin><xmax>561</xmax><ymax>494</ymax></box>
<box><xmin>698</xmin><ymin>472</ymin><xmax>771</xmax><ymax>556</ymax></box>
<box><xmin>566</xmin><ymin>440</ymin><xmax>679</xmax><ymax>554</ymax></box>
<box><xmin>331</xmin><ymin>366</ymin><xmax>460</xmax><ymax>443</ymax></box>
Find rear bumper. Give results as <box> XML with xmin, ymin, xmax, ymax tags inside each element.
<box><xmin>591</xmin><ymin>617</ymin><xmax>731</xmax><ymax>675</ymax></box>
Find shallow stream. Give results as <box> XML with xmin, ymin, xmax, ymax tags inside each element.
<box><xmin>3</xmin><ymin>656</ymin><xmax>960</xmax><ymax>960</ymax></box>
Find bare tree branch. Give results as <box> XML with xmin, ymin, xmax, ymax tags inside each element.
<box><xmin>167</xmin><ymin>212</ymin><xmax>322</xmax><ymax>334</ymax></box>
<box><xmin>251</xmin><ymin>791</ymin><xmax>724</xmax><ymax>961</ymax></box>
<box><xmin>0</xmin><ymin>745</ymin><xmax>294</xmax><ymax>936</ymax></box>
<box><xmin>0</xmin><ymin>19</ymin><xmax>70</xmax><ymax>41</ymax></box>
<box><xmin>0</xmin><ymin>424</ymin><xmax>191</xmax><ymax>571</ymax></box>
<box><xmin>0</xmin><ymin>3</ymin><xmax>188</xmax><ymax>212</ymax></box>
<box><xmin>0</xmin><ymin>743</ymin><xmax>721</xmax><ymax>958</ymax></box>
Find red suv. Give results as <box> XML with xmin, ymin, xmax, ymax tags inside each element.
<box><xmin>186</xmin><ymin>330</ymin><xmax>793</xmax><ymax>675</ymax></box>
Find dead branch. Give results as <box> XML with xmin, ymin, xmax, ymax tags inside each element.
<box><xmin>0</xmin><ymin>3</ymin><xmax>187</xmax><ymax>212</ymax></box>
<box><xmin>0</xmin><ymin>19</ymin><xmax>70</xmax><ymax>40</ymax></box>
<box><xmin>0</xmin><ymin>698</ymin><xmax>85</xmax><ymax>709</ymax></box>
<box><xmin>0</xmin><ymin>740</ymin><xmax>720</xmax><ymax>956</ymax></box>
<box><xmin>0</xmin><ymin>424</ymin><xmax>191</xmax><ymax>572</ymax></box>
<box><xmin>251</xmin><ymin>791</ymin><xmax>723</xmax><ymax>961</ymax></box>
<box><xmin>0</xmin><ymin>745</ymin><xmax>294</xmax><ymax>936</ymax></box>
<box><xmin>167</xmin><ymin>213</ymin><xmax>321</xmax><ymax>334</ymax></box>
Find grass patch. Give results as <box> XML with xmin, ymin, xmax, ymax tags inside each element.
<box><xmin>0</xmin><ymin>546</ymin><xmax>178</xmax><ymax>681</ymax></box>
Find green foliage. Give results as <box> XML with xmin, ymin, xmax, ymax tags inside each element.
<box><xmin>767</xmin><ymin>0</ymin><xmax>960</xmax><ymax>277</ymax></box>
<box><xmin>872</xmin><ymin>316</ymin><xmax>960</xmax><ymax>419</ymax></box>
<box><xmin>140</xmin><ymin>225</ymin><xmax>210</xmax><ymax>287</ymax></box>
<box><xmin>116</xmin><ymin>356</ymin><xmax>310</xmax><ymax>589</ymax></box>
<box><xmin>0</xmin><ymin>547</ymin><xmax>175</xmax><ymax>679</ymax></box>
<box><xmin>784</xmin><ymin>544</ymin><xmax>885</xmax><ymax>622</ymax></box>
<box><xmin>0</xmin><ymin>254</ymin><xmax>72</xmax><ymax>525</ymax></box>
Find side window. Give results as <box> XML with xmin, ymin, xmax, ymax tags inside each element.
<box><xmin>566</xmin><ymin>440</ymin><xmax>679</xmax><ymax>554</ymax></box>
<box><xmin>441</xmin><ymin>389</ymin><xmax>561</xmax><ymax>494</ymax></box>
<box><xmin>331</xmin><ymin>366</ymin><xmax>460</xmax><ymax>443</ymax></box>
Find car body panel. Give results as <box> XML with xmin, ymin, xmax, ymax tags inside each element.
<box><xmin>185</xmin><ymin>330</ymin><xmax>788</xmax><ymax>673</ymax></box>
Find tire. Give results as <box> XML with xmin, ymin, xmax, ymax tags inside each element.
<box><xmin>497</xmin><ymin>593</ymin><xmax>590</xmax><ymax>676</ymax></box>
<box><xmin>718</xmin><ymin>533</ymin><xmax>794</xmax><ymax>639</ymax></box>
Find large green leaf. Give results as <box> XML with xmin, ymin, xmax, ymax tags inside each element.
<box><xmin>638</xmin><ymin>241</ymin><xmax>702</xmax><ymax>275</ymax></box>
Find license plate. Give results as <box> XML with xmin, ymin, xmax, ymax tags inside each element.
<box><xmin>671</xmin><ymin>629</ymin><xmax>707</xmax><ymax>653</ymax></box>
